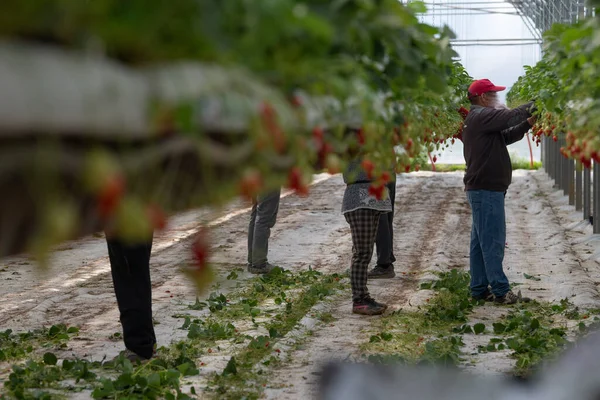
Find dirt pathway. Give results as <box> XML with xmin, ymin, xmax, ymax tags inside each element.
<box><xmin>1</xmin><ymin>170</ymin><xmax>600</xmax><ymax>398</ymax></box>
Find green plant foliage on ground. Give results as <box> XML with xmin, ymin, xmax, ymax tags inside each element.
<box><xmin>1</xmin><ymin>268</ymin><xmax>347</xmax><ymax>399</ymax></box>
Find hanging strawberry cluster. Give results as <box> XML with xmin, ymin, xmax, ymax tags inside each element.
<box><xmin>508</xmin><ymin>17</ymin><xmax>600</xmax><ymax>168</ymax></box>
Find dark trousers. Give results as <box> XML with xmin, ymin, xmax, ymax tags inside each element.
<box><xmin>248</xmin><ymin>189</ymin><xmax>281</xmax><ymax>268</ymax></box>
<box><xmin>345</xmin><ymin>209</ymin><xmax>383</xmax><ymax>301</ymax></box>
<box><xmin>106</xmin><ymin>237</ymin><xmax>156</xmax><ymax>359</ymax></box>
<box><xmin>375</xmin><ymin>181</ymin><xmax>396</xmax><ymax>266</ymax></box>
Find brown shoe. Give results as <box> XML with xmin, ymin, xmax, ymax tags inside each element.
<box><xmin>494</xmin><ymin>290</ymin><xmax>531</xmax><ymax>305</ymax></box>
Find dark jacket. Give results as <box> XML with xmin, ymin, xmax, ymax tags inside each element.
<box><xmin>462</xmin><ymin>103</ymin><xmax>534</xmax><ymax>192</ymax></box>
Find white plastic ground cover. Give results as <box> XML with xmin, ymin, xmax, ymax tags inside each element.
<box><xmin>1</xmin><ymin>171</ymin><xmax>599</xmax><ymax>398</ymax></box>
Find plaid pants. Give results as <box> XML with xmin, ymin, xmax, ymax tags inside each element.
<box><xmin>345</xmin><ymin>208</ymin><xmax>383</xmax><ymax>301</ymax></box>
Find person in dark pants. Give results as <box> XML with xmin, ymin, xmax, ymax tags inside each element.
<box><xmin>106</xmin><ymin>236</ymin><xmax>156</xmax><ymax>361</ymax></box>
<box><xmin>247</xmin><ymin>189</ymin><xmax>281</xmax><ymax>274</ymax></box>
<box><xmin>463</xmin><ymin>78</ymin><xmax>536</xmax><ymax>305</ymax></box>
<box><xmin>342</xmin><ymin>160</ymin><xmax>392</xmax><ymax>315</ymax></box>
<box><xmin>369</xmin><ymin>180</ymin><xmax>396</xmax><ymax>279</ymax></box>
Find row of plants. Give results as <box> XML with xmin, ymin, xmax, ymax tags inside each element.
<box><xmin>0</xmin><ymin>267</ymin><xmax>347</xmax><ymax>399</ymax></box>
<box><xmin>507</xmin><ymin>9</ymin><xmax>600</xmax><ymax>168</ymax></box>
<box><xmin>363</xmin><ymin>269</ymin><xmax>599</xmax><ymax>376</ymax></box>
<box><xmin>0</xmin><ymin>1</ymin><xmax>472</xmax><ymax>280</ymax></box>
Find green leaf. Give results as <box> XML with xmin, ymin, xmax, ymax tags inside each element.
<box><xmin>48</xmin><ymin>325</ymin><xmax>61</xmax><ymax>337</ymax></box>
<box><xmin>67</xmin><ymin>326</ymin><xmax>79</xmax><ymax>334</ymax></box>
<box><xmin>370</xmin><ymin>335</ymin><xmax>382</xmax><ymax>343</ymax></box>
<box><xmin>506</xmin><ymin>338</ymin><xmax>520</xmax><ymax>350</ymax></box>
<box><xmin>473</xmin><ymin>323</ymin><xmax>485</xmax><ymax>334</ymax></box>
<box><xmin>523</xmin><ymin>273</ymin><xmax>541</xmax><ymax>281</ymax></box>
<box><xmin>407</xmin><ymin>1</ymin><xmax>427</xmax><ymax>14</ymax></box>
<box><xmin>43</xmin><ymin>352</ymin><xmax>57</xmax><ymax>365</ymax></box>
<box><xmin>226</xmin><ymin>271</ymin><xmax>238</xmax><ymax>280</ymax></box>
<box><xmin>222</xmin><ymin>357</ymin><xmax>237</xmax><ymax>376</ymax></box>
<box><xmin>493</xmin><ymin>323</ymin><xmax>506</xmax><ymax>334</ymax></box>
<box><xmin>530</xmin><ymin>318</ymin><xmax>540</xmax><ymax>330</ymax></box>
<box><xmin>453</xmin><ymin>324</ymin><xmax>473</xmax><ymax>334</ymax></box>
<box><xmin>62</xmin><ymin>359</ymin><xmax>74</xmax><ymax>371</ymax></box>
<box><xmin>380</xmin><ymin>332</ymin><xmax>393</xmax><ymax>341</ymax></box>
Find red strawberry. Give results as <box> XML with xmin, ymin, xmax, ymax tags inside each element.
<box><xmin>318</xmin><ymin>142</ymin><xmax>333</xmax><ymax>167</ymax></box>
<box><xmin>357</xmin><ymin>128</ymin><xmax>366</xmax><ymax>145</ymax></box>
<box><xmin>98</xmin><ymin>175</ymin><xmax>125</xmax><ymax>218</ymax></box>
<box><xmin>313</xmin><ymin>127</ymin><xmax>324</xmax><ymax>141</ymax></box>
<box><xmin>432</xmin><ymin>155</ymin><xmax>438</xmax><ymax>163</ymax></box>
<box><xmin>553</xmin><ymin>135</ymin><xmax>558</xmax><ymax>142</ymax></box>
<box><xmin>404</xmin><ymin>165</ymin><xmax>410</xmax><ymax>173</ymax></box>
<box><xmin>260</xmin><ymin>101</ymin><xmax>286</xmax><ymax>153</ymax></box>
<box><xmin>361</xmin><ymin>159</ymin><xmax>375</xmax><ymax>178</ymax></box>
<box><xmin>146</xmin><ymin>204</ymin><xmax>167</xmax><ymax>231</ymax></box>
<box><xmin>192</xmin><ymin>230</ymin><xmax>210</xmax><ymax>272</ymax></box>
<box><xmin>415</xmin><ymin>164</ymin><xmax>421</xmax><ymax>172</ymax></box>
<box><xmin>380</xmin><ymin>171</ymin><xmax>392</xmax><ymax>184</ymax></box>
<box><xmin>239</xmin><ymin>169</ymin><xmax>263</xmax><ymax>200</ymax></box>
<box><xmin>368</xmin><ymin>183</ymin><xmax>385</xmax><ymax>200</ymax></box>
<box><xmin>290</xmin><ymin>95</ymin><xmax>303</xmax><ymax>107</ymax></box>
<box><xmin>288</xmin><ymin>167</ymin><xmax>309</xmax><ymax>196</ymax></box>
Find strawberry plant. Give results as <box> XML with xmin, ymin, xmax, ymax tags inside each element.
<box><xmin>0</xmin><ymin>0</ymin><xmax>475</xmax><ymax>290</ymax></box>
<box><xmin>507</xmin><ymin>15</ymin><xmax>600</xmax><ymax>165</ymax></box>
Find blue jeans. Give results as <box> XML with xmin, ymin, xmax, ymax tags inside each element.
<box><xmin>466</xmin><ymin>190</ymin><xmax>510</xmax><ymax>297</ymax></box>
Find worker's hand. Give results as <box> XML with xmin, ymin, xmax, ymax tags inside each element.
<box><xmin>527</xmin><ymin>115</ymin><xmax>537</xmax><ymax>126</ymax></box>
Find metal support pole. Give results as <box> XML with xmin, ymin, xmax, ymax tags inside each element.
<box><xmin>568</xmin><ymin>158</ymin><xmax>575</xmax><ymax>205</ymax></box>
<box><xmin>594</xmin><ymin>162</ymin><xmax>600</xmax><ymax>233</ymax></box>
<box><xmin>576</xmin><ymin>160</ymin><xmax>583</xmax><ymax>211</ymax></box>
<box><xmin>562</xmin><ymin>139</ymin><xmax>569</xmax><ymax>196</ymax></box>
<box><xmin>555</xmin><ymin>138</ymin><xmax>561</xmax><ymax>188</ymax></box>
<box><xmin>584</xmin><ymin>165</ymin><xmax>592</xmax><ymax>221</ymax></box>
<box><xmin>540</xmin><ymin>134</ymin><xmax>544</xmax><ymax>167</ymax></box>
<box><xmin>544</xmin><ymin>135</ymin><xmax>549</xmax><ymax>175</ymax></box>
<box><xmin>548</xmin><ymin>136</ymin><xmax>553</xmax><ymax>180</ymax></box>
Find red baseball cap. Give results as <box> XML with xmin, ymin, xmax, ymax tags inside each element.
<box><xmin>468</xmin><ymin>79</ymin><xmax>506</xmax><ymax>99</ymax></box>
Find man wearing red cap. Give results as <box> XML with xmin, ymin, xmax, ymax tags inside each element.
<box><xmin>462</xmin><ymin>78</ymin><xmax>537</xmax><ymax>305</ymax></box>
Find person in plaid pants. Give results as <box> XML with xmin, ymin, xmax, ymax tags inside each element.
<box><xmin>342</xmin><ymin>159</ymin><xmax>392</xmax><ymax>315</ymax></box>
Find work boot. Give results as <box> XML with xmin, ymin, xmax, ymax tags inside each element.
<box><xmin>368</xmin><ymin>264</ymin><xmax>396</xmax><ymax>279</ymax></box>
<box><xmin>494</xmin><ymin>290</ymin><xmax>531</xmax><ymax>305</ymax></box>
<box><xmin>352</xmin><ymin>295</ymin><xmax>388</xmax><ymax>315</ymax></box>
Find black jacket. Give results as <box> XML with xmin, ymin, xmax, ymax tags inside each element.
<box><xmin>462</xmin><ymin>103</ymin><xmax>534</xmax><ymax>192</ymax></box>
